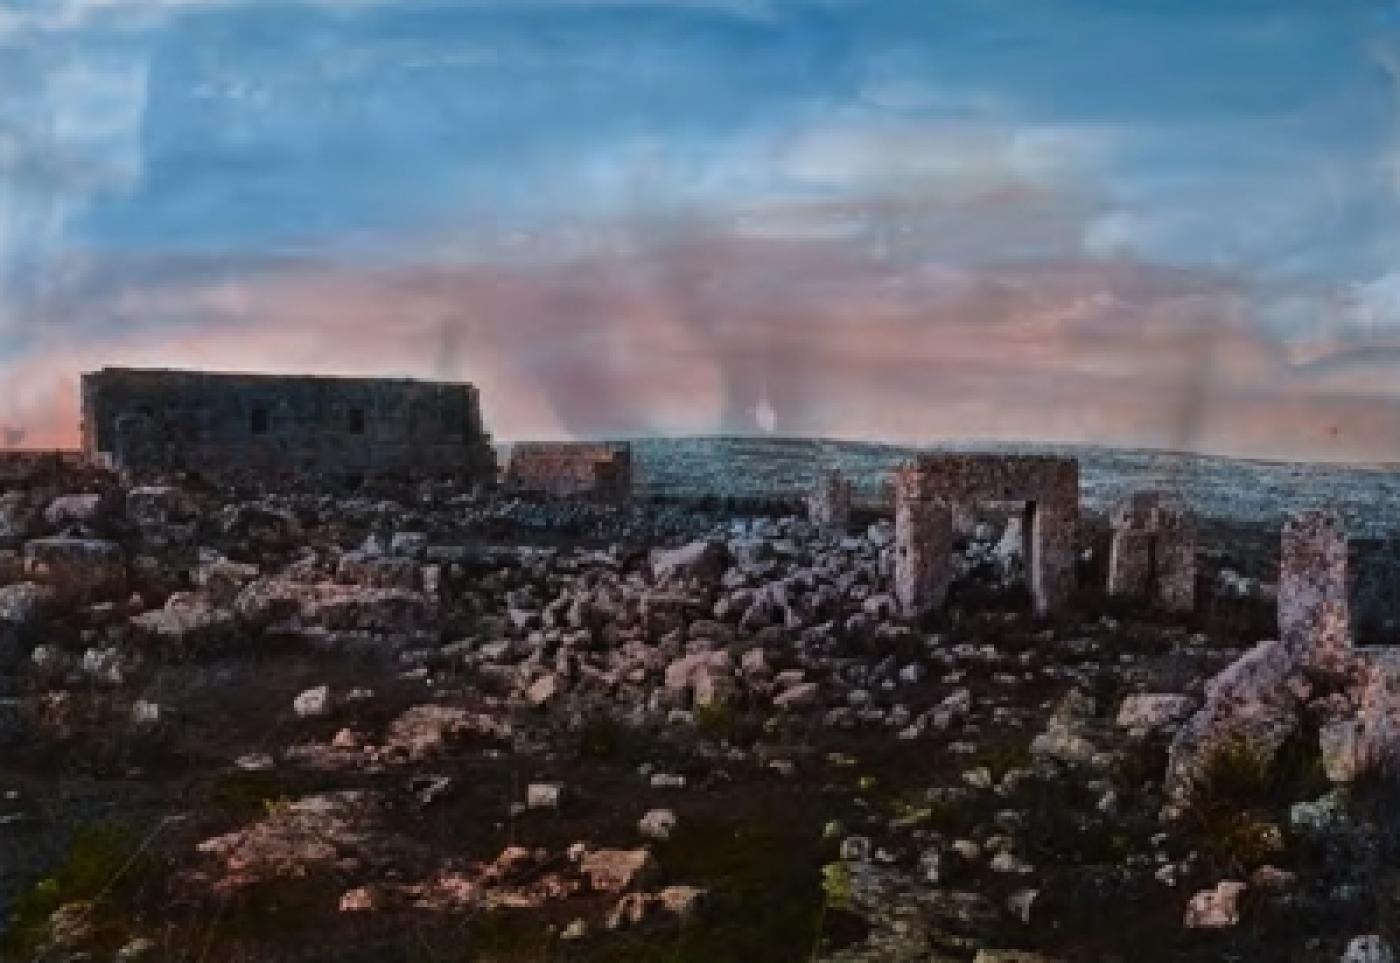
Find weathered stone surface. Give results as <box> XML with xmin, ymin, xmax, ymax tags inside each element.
<box><xmin>129</xmin><ymin>593</ymin><xmax>238</xmax><ymax>653</ymax></box>
<box><xmin>808</xmin><ymin>469</ymin><xmax>853</xmax><ymax>534</ymax></box>
<box><xmin>1341</xmin><ymin>935</ymin><xmax>1397</xmax><ymax>963</ymax></box>
<box><xmin>81</xmin><ymin>367</ymin><xmax>495</xmax><ymax>480</ymax></box>
<box><xmin>234</xmin><ymin>578</ymin><xmax>431</xmax><ymax>634</ymax></box>
<box><xmin>0</xmin><ymin>581</ymin><xmax>56</xmax><ymax>628</ymax></box>
<box><xmin>504</xmin><ymin>442</ymin><xmax>631</xmax><ymax>500</ymax></box>
<box><xmin>893</xmin><ymin>454</ymin><xmax>1078</xmax><ymax>617</ymax></box>
<box><xmin>1106</xmin><ymin>491</ymin><xmax>1196</xmax><ymax>613</ymax></box>
<box><xmin>650</xmin><ymin>540</ymin><xmax>727</xmax><ymax>585</ymax></box>
<box><xmin>1166</xmin><ymin>640</ymin><xmax>1301</xmax><ymax>801</ymax></box>
<box><xmin>580</xmin><ymin>848</ymin><xmax>658</xmax><ymax>893</ymax></box>
<box><xmin>1183</xmin><ymin>880</ymin><xmax>1246</xmax><ymax>928</ymax></box>
<box><xmin>894</xmin><ymin>494</ymin><xmax>953</xmax><ymax>618</ymax></box>
<box><xmin>1116</xmin><ymin>694</ymin><xmax>1197</xmax><ymax>732</ymax></box>
<box><xmin>1280</xmin><ymin>510</ymin><xmax>1350</xmax><ymax>667</ymax></box>
<box><xmin>44</xmin><ymin>493</ymin><xmax>108</xmax><ymax>530</ymax></box>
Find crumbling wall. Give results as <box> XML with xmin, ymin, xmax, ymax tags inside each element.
<box><xmin>1106</xmin><ymin>491</ymin><xmax>1197</xmax><ymax>614</ymax></box>
<box><xmin>80</xmin><ymin>368</ymin><xmax>496</xmax><ymax>481</ymax></box>
<box><xmin>893</xmin><ymin>453</ymin><xmax>1079</xmax><ymax>617</ymax></box>
<box><xmin>504</xmin><ymin>442</ymin><xmax>632</xmax><ymax>500</ymax></box>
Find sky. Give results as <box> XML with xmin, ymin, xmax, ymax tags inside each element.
<box><xmin>4</xmin><ymin>0</ymin><xmax>1400</xmax><ymax>460</ymax></box>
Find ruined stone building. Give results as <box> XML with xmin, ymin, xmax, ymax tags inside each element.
<box><xmin>80</xmin><ymin>368</ymin><xmax>496</xmax><ymax>481</ymax></box>
<box><xmin>503</xmin><ymin>442</ymin><xmax>632</xmax><ymax>499</ymax></box>
<box><xmin>1106</xmin><ymin>491</ymin><xmax>1197</xmax><ymax>614</ymax></box>
<box><xmin>893</xmin><ymin>453</ymin><xmax>1079</xmax><ymax>617</ymax></box>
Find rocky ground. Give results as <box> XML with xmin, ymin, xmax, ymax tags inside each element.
<box><xmin>1</xmin><ymin>457</ymin><xmax>1398</xmax><ymax>962</ymax></box>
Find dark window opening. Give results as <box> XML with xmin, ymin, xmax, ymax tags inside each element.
<box><xmin>250</xmin><ymin>408</ymin><xmax>269</xmax><ymax>435</ymax></box>
<box><xmin>348</xmin><ymin>408</ymin><xmax>366</xmax><ymax>434</ymax></box>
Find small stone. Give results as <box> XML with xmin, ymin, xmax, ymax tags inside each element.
<box><xmin>526</xmin><ymin>782</ymin><xmax>564</xmax><ymax>810</ymax></box>
<box><xmin>1007</xmin><ymin>888</ymin><xmax>1038</xmax><ymax>924</ymax></box>
<box><xmin>232</xmin><ymin>751</ymin><xmax>275</xmax><ymax>772</ymax></box>
<box><xmin>526</xmin><ymin>673</ymin><xmax>560</xmax><ymax>706</ymax></box>
<box><xmin>339</xmin><ymin>886</ymin><xmax>379</xmax><ymax>912</ymax></box>
<box><xmin>561</xmin><ymin>918</ymin><xmax>588</xmax><ymax>940</ymax></box>
<box><xmin>130</xmin><ymin>700</ymin><xmax>161</xmax><ymax>727</ymax></box>
<box><xmin>839</xmin><ymin>836</ymin><xmax>872</xmax><ymax>862</ymax></box>
<box><xmin>1184</xmin><ymin>880</ymin><xmax>1246</xmax><ymax>928</ymax></box>
<box><xmin>638</xmin><ymin>808</ymin><xmax>677</xmax><ymax>841</ymax></box>
<box><xmin>580</xmin><ymin>848</ymin><xmax>658</xmax><ymax>893</ymax></box>
<box><xmin>293</xmin><ymin>685</ymin><xmax>331</xmax><ymax>719</ymax></box>
<box><xmin>1341</xmin><ymin>935</ymin><xmax>1397</xmax><ymax>963</ymax></box>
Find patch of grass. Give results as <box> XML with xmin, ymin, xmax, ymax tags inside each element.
<box><xmin>1179</xmin><ymin>732</ymin><xmax>1321</xmax><ymax>876</ymax></box>
<box><xmin>3</xmin><ymin>822</ymin><xmax>156</xmax><ymax>959</ymax></box>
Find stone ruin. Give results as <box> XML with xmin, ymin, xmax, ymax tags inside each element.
<box><xmin>892</xmin><ymin>453</ymin><xmax>1079</xmax><ymax>618</ymax></box>
<box><xmin>1106</xmin><ymin>491</ymin><xmax>1197</xmax><ymax>614</ymax></box>
<box><xmin>503</xmin><ymin>442</ymin><xmax>632</xmax><ymax>500</ymax></box>
<box><xmin>1167</xmin><ymin>509</ymin><xmax>1397</xmax><ymax>801</ymax></box>
<box><xmin>807</xmin><ymin>469</ymin><xmax>853</xmax><ymax>534</ymax></box>
<box><xmin>1279</xmin><ymin>509</ymin><xmax>1352</xmax><ymax>668</ymax></box>
<box><xmin>80</xmin><ymin>367</ymin><xmax>496</xmax><ymax>482</ymax></box>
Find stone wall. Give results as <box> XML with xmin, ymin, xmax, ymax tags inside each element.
<box><xmin>893</xmin><ymin>453</ymin><xmax>1079</xmax><ymax>617</ymax></box>
<box><xmin>504</xmin><ymin>442</ymin><xmax>632</xmax><ymax>499</ymax></box>
<box><xmin>80</xmin><ymin>368</ymin><xmax>495</xmax><ymax>481</ymax></box>
<box><xmin>1106</xmin><ymin>491</ymin><xmax>1197</xmax><ymax>614</ymax></box>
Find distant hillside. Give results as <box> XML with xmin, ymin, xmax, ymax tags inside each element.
<box><xmin>626</xmin><ymin>436</ymin><xmax>1400</xmax><ymax>537</ymax></box>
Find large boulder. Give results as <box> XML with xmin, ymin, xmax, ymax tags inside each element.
<box><xmin>650</xmin><ymin>540</ymin><xmax>728</xmax><ymax>585</ymax></box>
<box><xmin>233</xmin><ymin>578</ymin><xmax>430</xmax><ymax>634</ymax></box>
<box><xmin>43</xmin><ymin>493</ymin><xmax>110</xmax><ymax>531</ymax></box>
<box><xmin>129</xmin><ymin>593</ymin><xmax>239</xmax><ymax>654</ymax></box>
<box><xmin>22</xmin><ymin>537</ymin><xmax>126</xmax><ymax>603</ymax></box>
<box><xmin>1165</xmin><ymin>640</ymin><xmax>1302</xmax><ymax>802</ymax></box>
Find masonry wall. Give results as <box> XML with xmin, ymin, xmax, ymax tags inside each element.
<box><xmin>80</xmin><ymin>368</ymin><xmax>495</xmax><ymax>479</ymax></box>
<box><xmin>504</xmin><ymin>442</ymin><xmax>632</xmax><ymax>499</ymax></box>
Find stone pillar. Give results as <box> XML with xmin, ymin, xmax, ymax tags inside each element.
<box><xmin>1280</xmin><ymin>510</ymin><xmax>1350</xmax><ymax>666</ymax></box>
<box><xmin>808</xmin><ymin>469</ymin><xmax>853</xmax><ymax>534</ymax></box>
<box><xmin>1107</xmin><ymin>528</ymin><xmax>1154</xmax><ymax>599</ymax></box>
<box><xmin>895</xmin><ymin>489</ymin><xmax>953</xmax><ymax>619</ymax></box>
<box><xmin>1154</xmin><ymin>525</ymin><xmax>1197</xmax><ymax>614</ymax></box>
<box><xmin>1028</xmin><ymin>499</ymin><xmax>1077</xmax><ymax>615</ymax></box>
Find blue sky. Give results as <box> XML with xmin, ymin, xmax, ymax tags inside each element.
<box><xmin>5</xmin><ymin>0</ymin><xmax>1400</xmax><ymax>457</ymax></box>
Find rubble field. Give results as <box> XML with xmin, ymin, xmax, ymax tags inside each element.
<box><xmin>2</xmin><ymin>456</ymin><xmax>1399</xmax><ymax>962</ymax></box>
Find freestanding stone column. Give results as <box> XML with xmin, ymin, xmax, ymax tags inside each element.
<box><xmin>1280</xmin><ymin>510</ymin><xmax>1350</xmax><ymax>666</ymax></box>
<box><xmin>894</xmin><ymin>485</ymin><xmax>954</xmax><ymax>618</ymax></box>
<box><xmin>1027</xmin><ymin>497</ymin><xmax>1078</xmax><ymax>615</ymax></box>
<box><xmin>808</xmin><ymin>469</ymin><xmax>853</xmax><ymax>534</ymax></box>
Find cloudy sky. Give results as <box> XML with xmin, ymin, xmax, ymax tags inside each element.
<box><xmin>4</xmin><ymin>0</ymin><xmax>1400</xmax><ymax>460</ymax></box>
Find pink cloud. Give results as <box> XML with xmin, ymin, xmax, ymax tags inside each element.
<box><xmin>6</xmin><ymin>220</ymin><xmax>1400</xmax><ymax>463</ymax></box>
